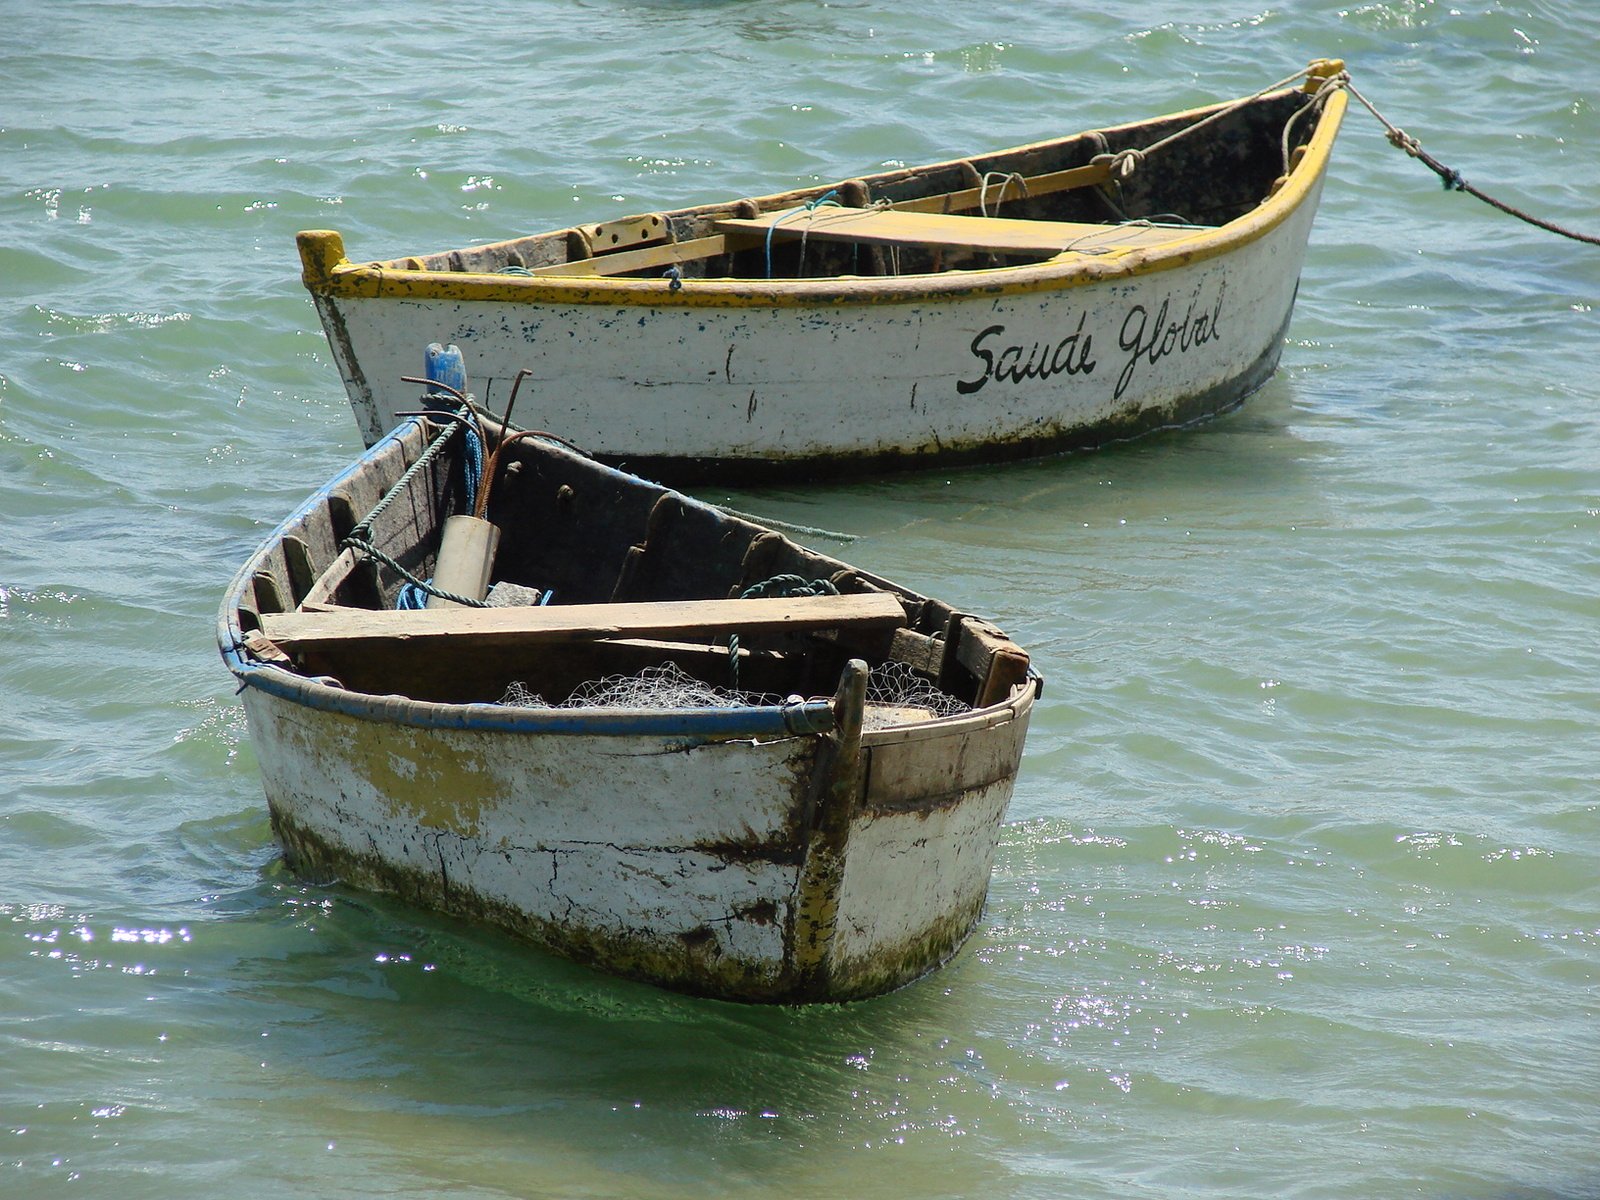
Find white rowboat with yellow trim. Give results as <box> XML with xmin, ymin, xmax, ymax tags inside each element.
<box><xmin>299</xmin><ymin>62</ymin><xmax>1348</xmax><ymax>484</ymax></box>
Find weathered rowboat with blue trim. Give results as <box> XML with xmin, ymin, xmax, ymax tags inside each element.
<box><xmin>218</xmin><ymin>394</ymin><xmax>1040</xmax><ymax>1001</ymax></box>
<box><xmin>299</xmin><ymin>61</ymin><xmax>1347</xmax><ymax>483</ymax></box>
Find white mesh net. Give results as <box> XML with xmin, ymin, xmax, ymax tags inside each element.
<box><xmin>565</xmin><ymin>663</ymin><xmax>775</xmax><ymax>710</ymax></box>
<box><xmin>498</xmin><ymin>660</ymin><xmax>969</xmax><ymax>729</ymax></box>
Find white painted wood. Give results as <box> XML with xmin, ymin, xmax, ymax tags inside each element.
<box><xmin>832</xmin><ymin>780</ymin><xmax>1016</xmax><ymax>977</ymax></box>
<box><xmin>321</xmin><ymin>180</ymin><xmax>1324</xmax><ymax>467</ymax></box>
<box><xmin>239</xmin><ymin>676</ymin><xmax>1036</xmax><ymax>1000</ymax></box>
<box><xmin>242</xmin><ymin>689</ymin><xmax>810</xmax><ymax>982</ymax></box>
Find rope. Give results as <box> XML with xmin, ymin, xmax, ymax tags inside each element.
<box><xmin>344</xmin><ymin>532</ymin><xmax>490</xmax><ymax>609</ymax></box>
<box><xmin>713</xmin><ymin>506</ymin><xmax>861</xmax><ymax>544</ymax></box>
<box><xmin>461</xmin><ymin>423</ymin><xmax>483</xmax><ymax>515</ymax></box>
<box><xmin>1093</xmin><ymin>65</ymin><xmax>1319</xmax><ymax>181</ymax></box>
<box><xmin>342</xmin><ymin>403</ymin><xmax>491</xmax><ymax>609</ymax></box>
<box><xmin>738</xmin><ymin>575</ymin><xmax>841</xmax><ymax>600</ymax></box>
<box><xmin>1340</xmin><ymin>78</ymin><xmax>1600</xmax><ymax>246</ymax></box>
<box><xmin>1280</xmin><ymin>72</ymin><xmax>1345</xmax><ymax>175</ymax></box>
<box><xmin>345</xmin><ymin>407</ymin><xmax>471</xmax><ymax>543</ymax></box>
<box><xmin>979</xmin><ymin>171</ymin><xmax>1028</xmax><ymax>217</ymax></box>
<box><xmin>1092</xmin><ymin>62</ymin><xmax>1598</xmax><ymax>246</ymax></box>
<box><xmin>395</xmin><ymin>578</ymin><xmax>430</xmax><ymax>610</ymax></box>
<box><xmin>728</xmin><ymin>575</ymin><xmax>842</xmax><ymax>690</ymax></box>
<box><xmin>765</xmin><ymin>189</ymin><xmax>842</xmax><ymax>278</ymax></box>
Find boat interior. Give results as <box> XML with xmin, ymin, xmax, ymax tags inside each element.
<box><xmin>382</xmin><ymin>87</ymin><xmax>1331</xmax><ymax>284</ymax></box>
<box><xmin>235</xmin><ymin>419</ymin><xmax>1032</xmax><ymax>715</ymax></box>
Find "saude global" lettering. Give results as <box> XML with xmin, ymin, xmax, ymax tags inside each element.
<box><xmin>1113</xmin><ymin>282</ymin><xmax>1227</xmax><ymax>400</ymax></box>
<box><xmin>956</xmin><ymin>312</ymin><xmax>1096</xmax><ymax>395</ymax></box>
<box><xmin>955</xmin><ymin>282</ymin><xmax>1227</xmax><ymax>399</ymax></box>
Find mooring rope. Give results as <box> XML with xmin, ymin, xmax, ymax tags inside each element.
<box><xmin>1281</xmin><ymin>71</ymin><xmax>1347</xmax><ymax>174</ymax></box>
<box><xmin>713</xmin><ymin>506</ymin><xmax>861</xmax><ymax>544</ymax></box>
<box><xmin>1101</xmin><ymin>62</ymin><xmax>1598</xmax><ymax>247</ymax></box>
<box><xmin>1338</xmin><ymin>77</ymin><xmax>1600</xmax><ymax>246</ymax></box>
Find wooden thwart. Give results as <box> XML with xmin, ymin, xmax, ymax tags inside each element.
<box><xmin>716</xmin><ymin>207</ymin><xmax>1200</xmax><ymax>256</ymax></box>
<box><xmin>261</xmin><ymin>592</ymin><xmax>908</xmax><ymax>654</ymax></box>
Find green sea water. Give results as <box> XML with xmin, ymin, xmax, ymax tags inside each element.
<box><xmin>3</xmin><ymin>2</ymin><xmax>1597</xmax><ymax>1197</ymax></box>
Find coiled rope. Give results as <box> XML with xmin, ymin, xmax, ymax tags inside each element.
<box><xmin>738</xmin><ymin>574</ymin><xmax>841</xmax><ymax>600</ymax></box>
<box><xmin>727</xmin><ymin>574</ymin><xmax>841</xmax><ymax>689</ymax></box>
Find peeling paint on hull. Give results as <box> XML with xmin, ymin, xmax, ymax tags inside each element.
<box><xmin>219</xmin><ymin>420</ymin><xmax>1042</xmax><ymax>1001</ymax></box>
<box><xmin>241</xmin><ymin>678</ymin><xmax>1034</xmax><ymax>1002</ymax></box>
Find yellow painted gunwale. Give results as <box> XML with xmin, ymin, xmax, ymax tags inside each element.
<box><xmin>299</xmin><ymin>79</ymin><xmax>1346</xmax><ymax>312</ymax></box>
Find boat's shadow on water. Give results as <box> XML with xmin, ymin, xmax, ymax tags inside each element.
<box><xmin>215</xmin><ymin>868</ymin><xmax>1019</xmax><ymax>1173</ymax></box>
<box><xmin>710</xmin><ymin>388</ymin><xmax>1338</xmax><ymax>580</ymax></box>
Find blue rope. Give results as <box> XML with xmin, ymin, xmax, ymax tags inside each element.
<box><xmin>765</xmin><ymin>189</ymin><xmax>841</xmax><ymax>279</ymax></box>
<box><xmin>396</xmin><ymin>580</ymin><xmax>430</xmax><ymax>609</ymax></box>
<box><xmin>461</xmin><ymin>423</ymin><xmax>483</xmax><ymax>515</ymax></box>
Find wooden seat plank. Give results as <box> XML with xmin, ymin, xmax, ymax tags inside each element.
<box><xmin>715</xmin><ymin>206</ymin><xmax>1201</xmax><ymax>256</ymax></box>
<box><xmin>260</xmin><ymin>592</ymin><xmax>907</xmax><ymax>654</ymax></box>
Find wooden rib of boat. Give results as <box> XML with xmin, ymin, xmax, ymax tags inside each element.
<box><xmin>217</xmin><ymin>393</ymin><xmax>1041</xmax><ymax>1002</ymax></box>
<box><xmin>298</xmin><ymin>61</ymin><xmax>1348</xmax><ymax>483</ymax></box>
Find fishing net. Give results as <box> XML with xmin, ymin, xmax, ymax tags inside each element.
<box><xmin>861</xmin><ymin>660</ymin><xmax>971</xmax><ymax>724</ymax></box>
<box><xmin>563</xmin><ymin>664</ymin><xmax>778</xmax><ymax>711</ymax></box>
<box><xmin>498</xmin><ymin>660</ymin><xmax>969</xmax><ymax>729</ymax></box>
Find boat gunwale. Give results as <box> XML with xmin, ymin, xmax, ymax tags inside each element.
<box><xmin>217</xmin><ymin>419</ymin><xmax>1038</xmax><ymax>743</ymax></box>
<box><xmin>297</xmin><ymin>84</ymin><xmax>1347</xmax><ymax>310</ymax></box>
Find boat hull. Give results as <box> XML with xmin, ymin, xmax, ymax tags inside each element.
<box><xmin>321</xmin><ymin>214</ymin><xmax>1312</xmax><ymax>483</ymax></box>
<box><xmin>317</xmin><ymin>181</ymin><xmax>1321</xmax><ymax>482</ymax></box>
<box><xmin>304</xmin><ymin>76</ymin><xmax>1346</xmax><ymax>482</ymax></box>
<box><xmin>218</xmin><ymin>411</ymin><xmax>1041</xmax><ymax>1000</ymax></box>
<box><xmin>239</xmin><ymin>674</ymin><xmax>1033</xmax><ymax>1002</ymax></box>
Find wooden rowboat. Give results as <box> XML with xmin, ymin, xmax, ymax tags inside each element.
<box><xmin>217</xmin><ymin>385</ymin><xmax>1040</xmax><ymax>1002</ymax></box>
<box><xmin>299</xmin><ymin>61</ymin><xmax>1348</xmax><ymax>483</ymax></box>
